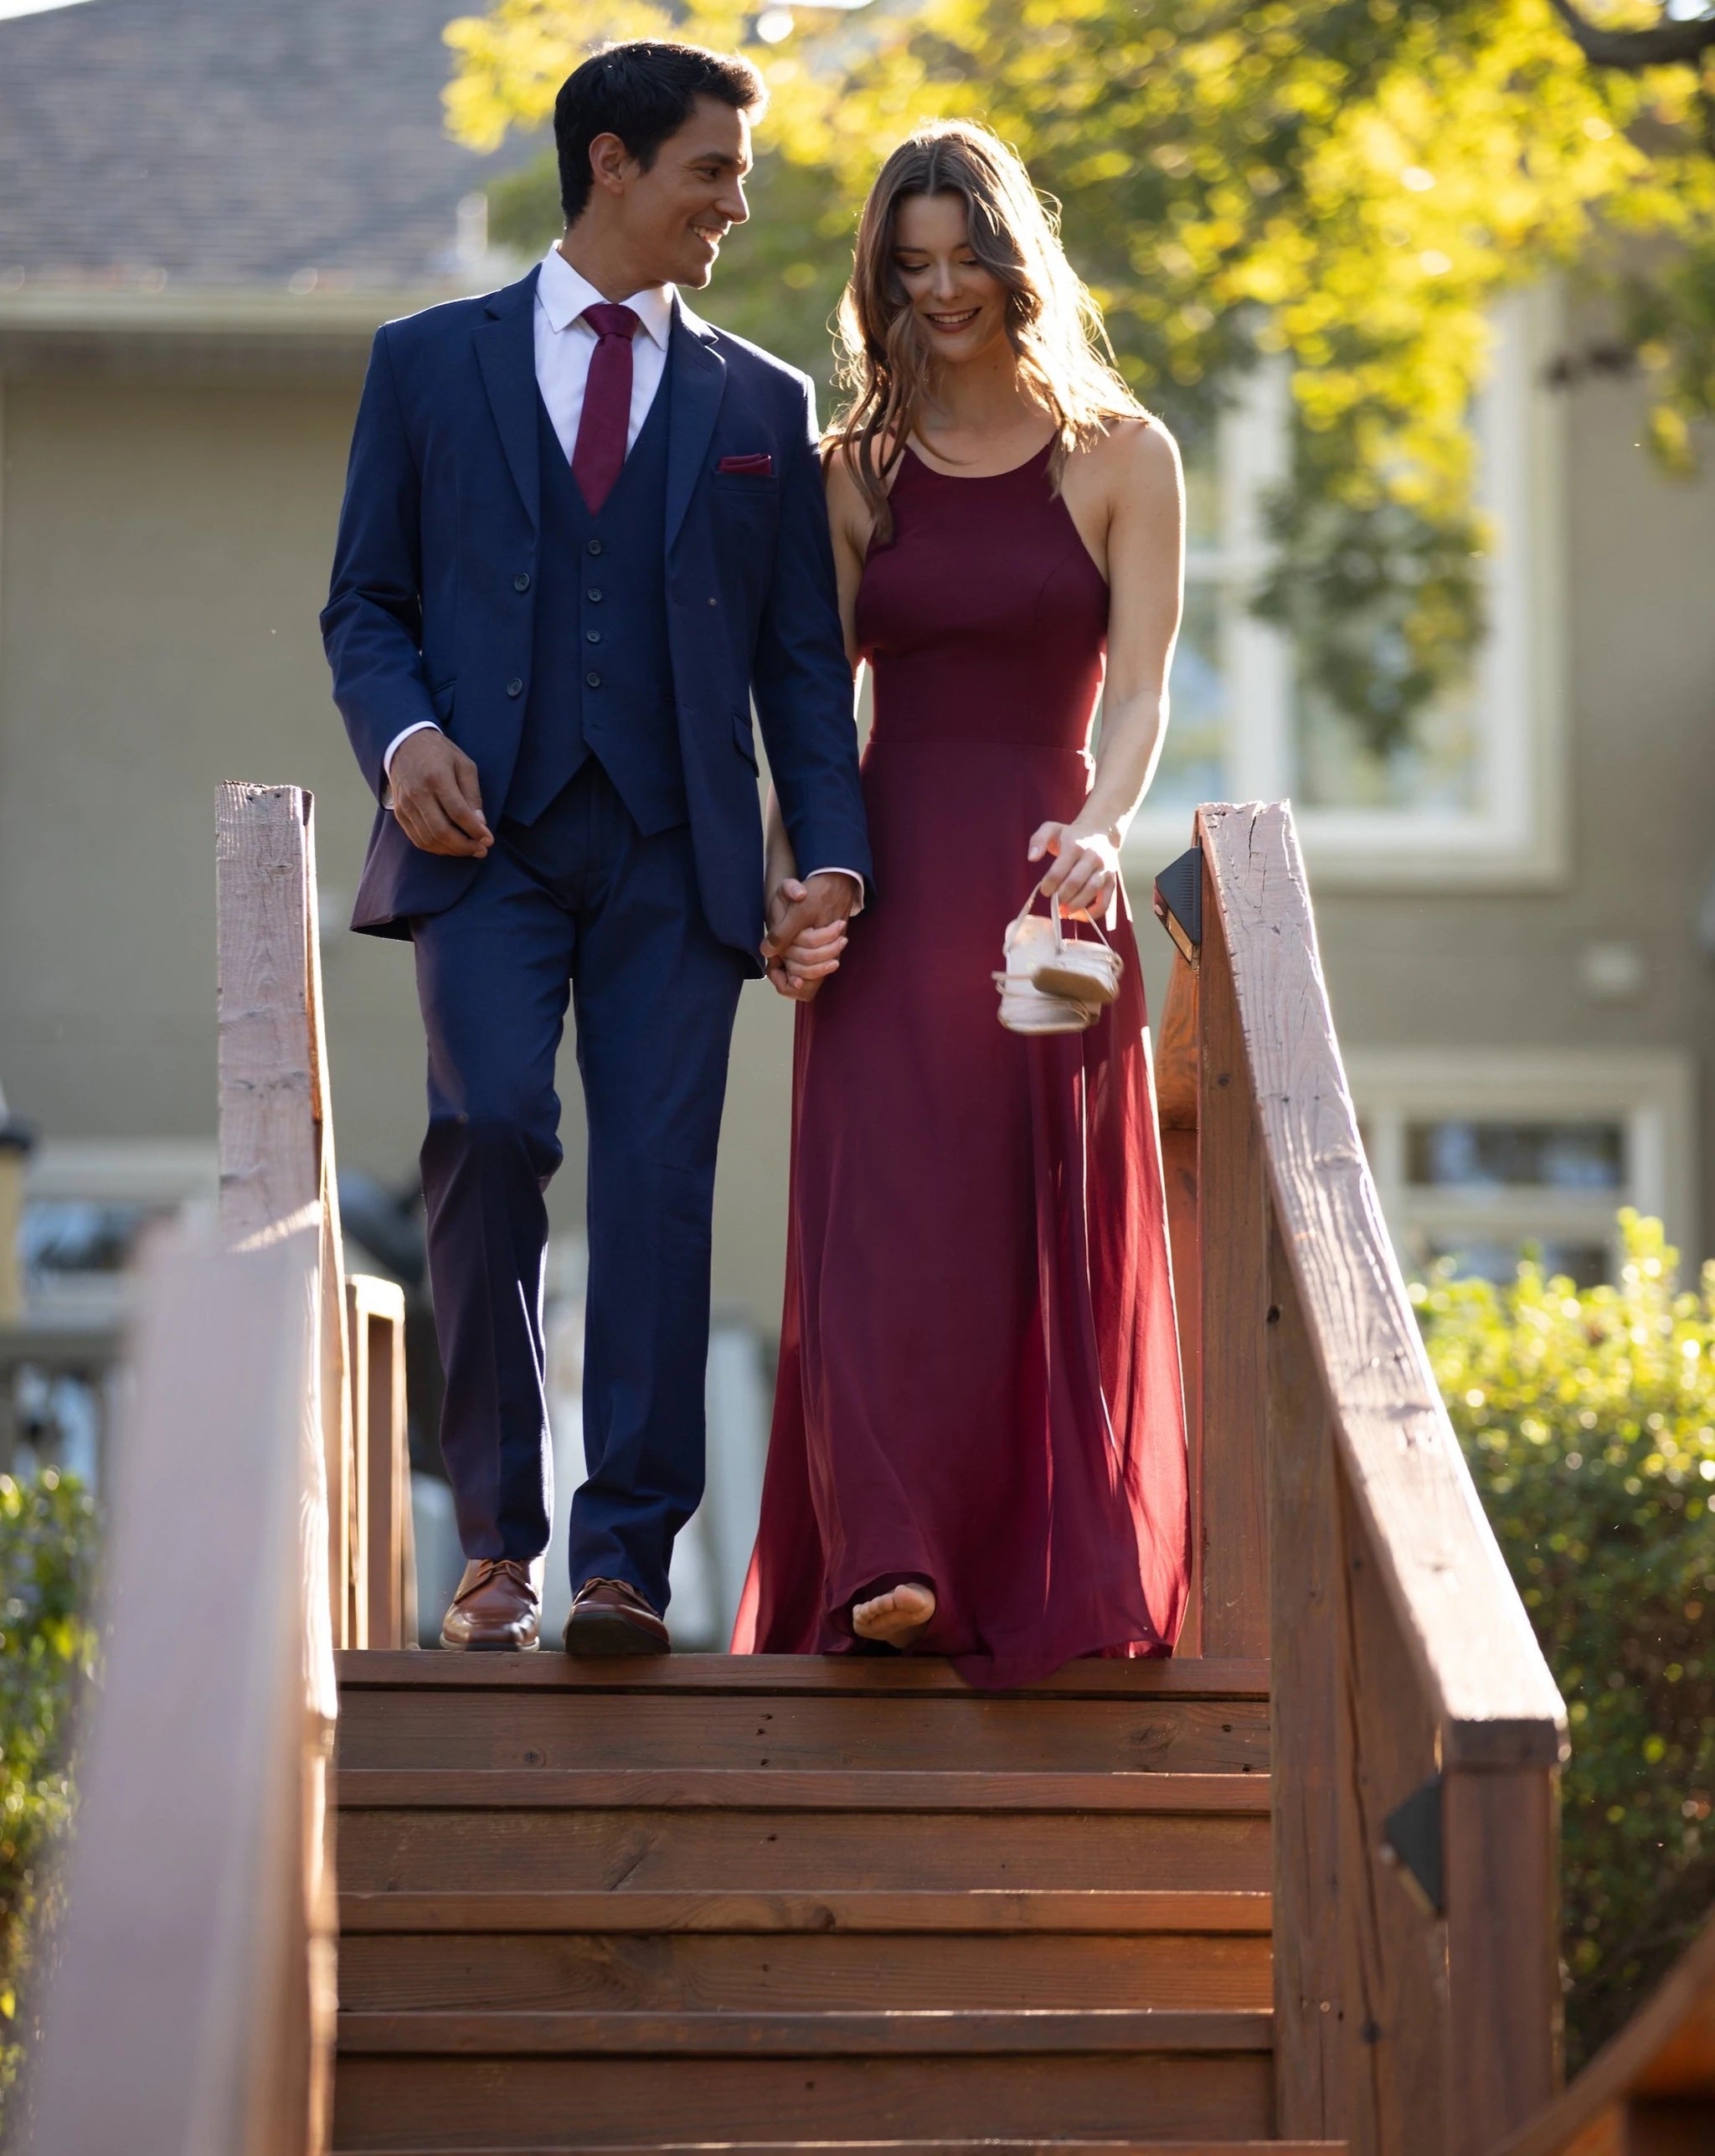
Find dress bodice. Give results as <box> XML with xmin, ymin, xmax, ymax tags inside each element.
<box><xmin>854</xmin><ymin>441</ymin><xmax>1110</xmax><ymax>752</ymax></box>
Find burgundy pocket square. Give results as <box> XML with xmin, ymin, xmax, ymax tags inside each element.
<box><xmin>718</xmin><ymin>452</ymin><xmax>774</xmax><ymax>476</ymax></box>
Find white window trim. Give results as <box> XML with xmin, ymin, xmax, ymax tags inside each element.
<box><xmin>1343</xmin><ymin>1046</ymin><xmax>1697</xmax><ymax>1279</ymax></box>
<box><xmin>1126</xmin><ymin>286</ymin><xmax>1570</xmax><ymax>892</ymax></box>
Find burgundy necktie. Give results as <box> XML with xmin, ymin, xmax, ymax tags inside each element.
<box><xmin>571</xmin><ymin>302</ymin><xmax>640</xmax><ymax>513</ymax></box>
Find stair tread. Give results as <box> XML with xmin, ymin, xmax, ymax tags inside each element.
<box><xmin>331</xmin><ymin>2143</ymin><xmax>1344</xmax><ymax>2154</ymax></box>
<box><xmin>337</xmin><ymin>2008</ymin><xmax>1272</xmax><ymax>2056</ymax></box>
<box><xmin>337</xmin><ymin>1653</ymin><xmax>1270</xmax><ymax>1700</ymax></box>
<box><xmin>338</xmin><ymin>1889</ymin><xmax>1274</xmax><ymax>1935</ymax></box>
<box><xmin>334</xmin><ymin>1769</ymin><xmax>1270</xmax><ymax>1814</ymax></box>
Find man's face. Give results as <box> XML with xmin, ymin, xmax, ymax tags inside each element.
<box><xmin>611</xmin><ymin>95</ymin><xmax>752</xmax><ymax>288</ymax></box>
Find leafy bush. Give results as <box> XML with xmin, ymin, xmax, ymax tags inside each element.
<box><xmin>1415</xmin><ymin>1213</ymin><xmax>1715</xmax><ymax>2071</ymax></box>
<box><xmin>0</xmin><ymin>1471</ymin><xmax>97</xmax><ymax>2121</ymax></box>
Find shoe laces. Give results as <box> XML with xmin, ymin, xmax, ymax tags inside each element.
<box><xmin>455</xmin><ymin>1556</ymin><xmax>533</xmax><ymax>1604</ymax></box>
<box><xmin>579</xmin><ymin>1575</ymin><xmax>651</xmax><ymax>1611</ymax></box>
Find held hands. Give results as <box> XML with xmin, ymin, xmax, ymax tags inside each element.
<box><xmin>389</xmin><ymin>729</ymin><xmax>492</xmax><ymax>859</ymax></box>
<box><xmin>762</xmin><ymin>873</ymin><xmax>854</xmax><ymax>1001</ymax></box>
<box><xmin>1028</xmin><ymin>820</ymin><xmax>1121</xmax><ymax>921</ymax></box>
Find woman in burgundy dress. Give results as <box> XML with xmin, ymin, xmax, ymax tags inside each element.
<box><xmin>731</xmin><ymin>121</ymin><xmax>1190</xmax><ymax>1689</ymax></box>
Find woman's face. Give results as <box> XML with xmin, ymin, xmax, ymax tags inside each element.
<box><xmin>889</xmin><ymin>192</ymin><xmax>1010</xmax><ymax>366</ymax></box>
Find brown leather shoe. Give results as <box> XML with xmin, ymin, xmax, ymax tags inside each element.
<box><xmin>564</xmin><ymin>1576</ymin><xmax>670</xmax><ymax>1657</ymax></box>
<box><xmin>440</xmin><ymin>1558</ymin><xmax>540</xmax><ymax>1651</ymax></box>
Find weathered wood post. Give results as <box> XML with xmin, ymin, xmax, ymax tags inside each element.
<box><xmin>348</xmin><ymin>1272</ymin><xmax>416</xmax><ymax>1649</ymax></box>
<box><xmin>216</xmin><ymin>780</ymin><xmax>358</xmax><ymax>1647</ymax></box>
<box><xmin>1198</xmin><ymin>800</ymin><xmax>1567</xmax><ymax>2156</ymax></box>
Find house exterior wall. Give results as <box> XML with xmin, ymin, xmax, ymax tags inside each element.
<box><xmin>0</xmin><ymin>358</ymin><xmax>800</xmax><ymax>1323</ymax></box>
<box><xmin>2</xmin><ymin>347</ymin><xmax>1712</xmax><ymax>1336</ymax></box>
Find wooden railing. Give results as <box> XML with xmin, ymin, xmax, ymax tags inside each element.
<box><xmin>30</xmin><ymin>785</ymin><xmax>417</xmax><ymax>2154</ymax></box>
<box><xmin>1498</xmin><ymin>1906</ymin><xmax>1714</xmax><ymax>2155</ymax></box>
<box><xmin>25</xmin><ymin>1227</ymin><xmax>332</xmax><ymax>2155</ymax></box>
<box><xmin>214</xmin><ymin>781</ymin><xmax>415</xmax><ymax>1652</ymax></box>
<box><xmin>1156</xmin><ymin>802</ymin><xmax>1569</xmax><ymax>2156</ymax></box>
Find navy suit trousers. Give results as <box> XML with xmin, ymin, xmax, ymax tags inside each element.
<box><xmin>411</xmin><ymin>763</ymin><xmax>748</xmax><ymax>1612</ymax></box>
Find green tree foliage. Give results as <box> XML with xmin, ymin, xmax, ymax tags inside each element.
<box><xmin>0</xmin><ymin>1471</ymin><xmax>97</xmax><ymax>2121</ymax></box>
<box><xmin>442</xmin><ymin>0</ymin><xmax>1715</xmax><ymax>755</ymax></box>
<box><xmin>1416</xmin><ymin>1213</ymin><xmax>1715</xmax><ymax>2070</ymax></box>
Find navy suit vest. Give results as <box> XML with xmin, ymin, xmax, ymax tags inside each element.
<box><xmin>505</xmin><ymin>371</ymin><xmax>687</xmax><ymax>833</ymax></box>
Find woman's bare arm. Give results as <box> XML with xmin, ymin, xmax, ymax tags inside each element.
<box><xmin>1032</xmin><ymin>420</ymin><xmax>1185</xmax><ymax>918</ymax></box>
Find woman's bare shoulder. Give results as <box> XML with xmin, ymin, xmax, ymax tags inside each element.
<box><xmin>1085</xmin><ymin>412</ymin><xmax>1180</xmax><ymax>493</ymax></box>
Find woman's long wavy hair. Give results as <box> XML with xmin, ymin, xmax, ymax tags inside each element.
<box><xmin>829</xmin><ymin>121</ymin><xmax>1148</xmax><ymax>542</ymax></box>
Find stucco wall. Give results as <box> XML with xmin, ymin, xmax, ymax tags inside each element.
<box><xmin>0</xmin><ymin>364</ymin><xmax>801</xmax><ymax>1322</ymax></box>
<box><xmin>2</xmin><ymin>350</ymin><xmax>1712</xmax><ymax>1340</ymax></box>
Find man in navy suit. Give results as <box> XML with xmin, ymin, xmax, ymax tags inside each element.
<box><xmin>322</xmin><ymin>41</ymin><xmax>870</xmax><ymax>1653</ymax></box>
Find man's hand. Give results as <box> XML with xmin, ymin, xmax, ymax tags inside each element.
<box><xmin>389</xmin><ymin>728</ymin><xmax>492</xmax><ymax>858</ymax></box>
<box><xmin>762</xmin><ymin>873</ymin><xmax>855</xmax><ymax>1002</ymax></box>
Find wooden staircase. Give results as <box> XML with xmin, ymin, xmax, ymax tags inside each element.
<box><xmin>330</xmin><ymin>1651</ymin><xmax>1335</xmax><ymax>2155</ymax></box>
<box><xmin>23</xmin><ymin>792</ymin><xmax>1580</xmax><ymax>2156</ymax></box>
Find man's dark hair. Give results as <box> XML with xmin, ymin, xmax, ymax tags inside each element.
<box><xmin>555</xmin><ymin>40</ymin><xmax>765</xmax><ymax>226</ymax></box>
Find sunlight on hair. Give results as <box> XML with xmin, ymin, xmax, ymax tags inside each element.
<box><xmin>830</xmin><ymin>120</ymin><xmax>1149</xmax><ymax>543</ymax></box>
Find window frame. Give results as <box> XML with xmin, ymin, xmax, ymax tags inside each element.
<box><xmin>1126</xmin><ymin>286</ymin><xmax>1569</xmax><ymax>891</ymax></box>
<box><xmin>1342</xmin><ymin>1045</ymin><xmax>1697</xmax><ymax>1283</ymax></box>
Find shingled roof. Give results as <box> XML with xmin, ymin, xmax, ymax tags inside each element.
<box><xmin>0</xmin><ymin>0</ymin><xmax>537</xmax><ymax>290</ymax></box>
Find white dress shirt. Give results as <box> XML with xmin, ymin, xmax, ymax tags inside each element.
<box><xmin>386</xmin><ymin>245</ymin><xmax>863</xmax><ymax>907</ymax></box>
<box><xmin>383</xmin><ymin>248</ymin><xmax>673</xmax><ymax>777</ymax></box>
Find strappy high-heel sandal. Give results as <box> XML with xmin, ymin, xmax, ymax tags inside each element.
<box><xmin>994</xmin><ymin>878</ymin><xmax>1122</xmax><ymax>1034</ymax></box>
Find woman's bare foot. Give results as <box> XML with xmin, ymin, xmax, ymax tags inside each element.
<box><xmin>852</xmin><ymin>1581</ymin><xmax>936</xmax><ymax>1648</ymax></box>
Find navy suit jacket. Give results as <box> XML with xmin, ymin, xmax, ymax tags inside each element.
<box><xmin>321</xmin><ymin>267</ymin><xmax>872</xmax><ymax>962</ymax></box>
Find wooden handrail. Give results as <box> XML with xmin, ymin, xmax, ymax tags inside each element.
<box><xmin>1201</xmin><ymin>801</ymin><xmax>1565</xmax><ymax>1765</ymax></box>
<box><xmin>1496</xmin><ymin>1906</ymin><xmax>1714</xmax><ymax>2155</ymax></box>
<box><xmin>1165</xmin><ymin>801</ymin><xmax>1568</xmax><ymax>2156</ymax></box>
<box><xmin>24</xmin><ymin>1230</ymin><xmax>331</xmax><ymax>2156</ymax></box>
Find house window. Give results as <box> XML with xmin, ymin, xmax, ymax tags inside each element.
<box><xmin>1345</xmin><ymin>1049</ymin><xmax>1696</xmax><ymax>1287</ymax></box>
<box><xmin>1134</xmin><ymin>287</ymin><xmax>1566</xmax><ymax>889</ymax></box>
<box><xmin>4</xmin><ymin>1141</ymin><xmax>219</xmax><ymax>1487</ymax></box>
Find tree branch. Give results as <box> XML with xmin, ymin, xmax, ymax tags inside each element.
<box><xmin>1548</xmin><ymin>0</ymin><xmax>1715</xmax><ymax>71</ymax></box>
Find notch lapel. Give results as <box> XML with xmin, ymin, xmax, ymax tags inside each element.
<box><xmin>664</xmin><ymin>302</ymin><xmax>726</xmax><ymax>553</ymax></box>
<box><xmin>475</xmin><ymin>269</ymin><xmax>542</xmax><ymax>531</ymax></box>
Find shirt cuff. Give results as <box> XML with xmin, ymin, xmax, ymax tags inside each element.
<box><xmin>381</xmin><ymin>720</ymin><xmax>443</xmax><ymax>808</ymax></box>
<box><xmin>383</xmin><ymin>720</ymin><xmax>441</xmax><ymax>781</ymax></box>
<box><xmin>806</xmin><ymin>867</ymin><xmax>866</xmax><ymax>915</ymax></box>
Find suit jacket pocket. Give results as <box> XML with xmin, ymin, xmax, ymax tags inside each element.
<box><xmin>429</xmin><ymin>677</ymin><xmax>456</xmax><ymax>721</ymax></box>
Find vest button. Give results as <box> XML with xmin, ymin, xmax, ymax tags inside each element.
<box><xmin>586</xmin><ymin>670</ymin><xmax>602</xmax><ymax>689</ymax></box>
<box><xmin>506</xmin><ymin>678</ymin><xmax>523</xmax><ymax>698</ymax></box>
<box><xmin>513</xmin><ymin>573</ymin><xmax>531</xmax><ymax>592</ymax></box>
<box><xmin>587</xmin><ymin>588</ymin><xmax>603</xmax><ymax>602</ymax></box>
<box><xmin>586</xmin><ymin>630</ymin><xmax>601</xmax><ymax>645</ymax></box>
<box><xmin>587</xmin><ymin>539</ymin><xmax>604</xmax><ymax>556</ymax></box>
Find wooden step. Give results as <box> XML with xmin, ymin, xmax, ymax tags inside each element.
<box><xmin>334</xmin><ymin>2146</ymin><xmax>1347</xmax><ymax>2156</ymax></box>
<box><xmin>332</xmin><ymin>2011</ymin><xmax>1275</xmax><ymax>2149</ymax></box>
<box><xmin>338</xmin><ymin>1889</ymin><xmax>1275</xmax><ymax>1932</ymax></box>
<box><xmin>336</xmin><ymin>1799</ymin><xmax>1270</xmax><ymax>1895</ymax></box>
<box><xmin>335</xmin><ymin>1770</ymin><xmax>1271</xmax><ymax>1813</ymax></box>
<box><xmin>335</xmin><ymin>1654</ymin><xmax>1273</xmax><ymax>1695</ymax></box>
<box><xmin>331</xmin><ymin>1656</ymin><xmax>1277</xmax><ymax>2151</ymax></box>
<box><xmin>335</xmin><ymin>1656</ymin><xmax>1271</xmax><ymax>1777</ymax></box>
<box><xmin>340</xmin><ymin>2008</ymin><xmax>1272</xmax><ymax>2054</ymax></box>
<box><xmin>337</xmin><ymin>1924</ymin><xmax>1270</xmax><ymax>2016</ymax></box>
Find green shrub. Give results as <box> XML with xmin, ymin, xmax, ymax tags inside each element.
<box><xmin>1414</xmin><ymin>1212</ymin><xmax>1715</xmax><ymax>2071</ymax></box>
<box><xmin>0</xmin><ymin>1470</ymin><xmax>97</xmax><ymax>2120</ymax></box>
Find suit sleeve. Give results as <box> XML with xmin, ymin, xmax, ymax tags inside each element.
<box><xmin>749</xmin><ymin>376</ymin><xmax>875</xmax><ymax>895</ymax></box>
<box><xmin>320</xmin><ymin>326</ymin><xmax>438</xmax><ymax>802</ymax></box>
